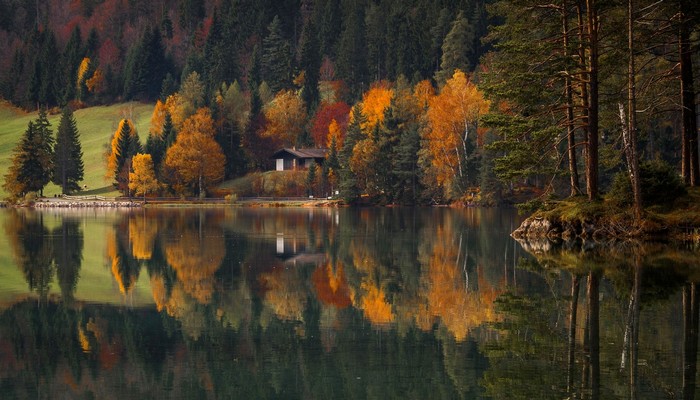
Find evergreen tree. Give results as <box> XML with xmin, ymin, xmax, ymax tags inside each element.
<box><xmin>179</xmin><ymin>0</ymin><xmax>205</xmax><ymax>32</ymax></box>
<box><xmin>298</xmin><ymin>18</ymin><xmax>321</xmax><ymax>111</ymax></box>
<box><xmin>316</xmin><ymin>0</ymin><xmax>342</xmax><ymax>58</ymax></box>
<box><xmin>306</xmin><ymin>162</ymin><xmax>317</xmax><ymax>196</ymax></box>
<box><xmin>262</xmin><ymin>16</ymin><xmax>292</xmax><ymax>93</ymax></box>
<box><xmin>112</xmin><ymin>119</ymin><xmax>141</xmax><ymax>192</ymax></box>
<box><xmin>339</xmin><ymin>105</ymin><xmax>365</xmax><ymax>203</ymax></box>
<box><xmin>145</xmin><ymin>117</ymin><xmax>167</xmax><ymax>173</ymax></box>
<box><xmin>60</xmin><ymin>26</ymin><xmax>84</xmax><ymax>103</ymax></box>
<box><xmin>52</xmin><ymin>107</ymin><xmax>84</xmax><ymax>194</ymax></box>
<box><xmin>123</xmin><ymin>27</ymin><xmax>169</xmax><ymax>100</ymax></box>
<box><xmin>32</xmin><ymin>110</ymin><xmax>55</xmax><ymax>196</ymax></box>
<box><xmin>162</xmin><ymin>111</ymin><xmax>177</xmax><ymax>147</ymax></box>
<box><xmin>216</xmin><ymin>117</ymin><xmax>247</xmax><ymax>179</ymax></box>
<box><xmin>436</xmin><ymin>11</ymin><xmax>473</xmax><ymax>84</ymax></box>
<box><xmin>3</xmin><ymin>114</ymin><xmax>54</xmax><ymax>198</ymax></box>
<box><xmin>204</xmin><ymin>10</ymin><xmax>238</xmax><ymax>93</ymax></box>
<box><xmin>392</xmin><ymin>123</ymin><xmax>422</xmax><ymax>205</ymax></box>
<box><xmin>335</xmin><ymin>2</ymin><xmax>368</xmax><ymax>99</ymax></box>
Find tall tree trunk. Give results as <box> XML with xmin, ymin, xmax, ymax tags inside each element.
<box><xmin>585</xmin><ymin>0</ymin><xmax>599</xmax><ymax>200</ymax></box>
<box><xmin>683</xmin><ymin>283</ymin><xmax>699</xmax><ymax>400</ymax></box>
<box><xmin>576</xmin><ymin>1</ymin><xmax>590</xmax><ymax>196</ymax></box>
<box><xmin>629</xmin><ymin>255</ymin><xmax>642</xmax><ymax>399</ymax></box>
<box><xmin>587</xmin><ymin>270</ymin><xmax>600</xmax><ymax>399</ymax></box>
<box><xmin>568</xmin><ymin>274</ymin><xmax>581</xmax><ymax>393</ymax></box>
<box><xmin>624</xmin><ymin>0</ymin><xmax>642</xmax><ymax>221</ymax></box>
<box><xmin>563</xmin><ymin>0</ymin><xmax>581</xmax><ymax>196</ymax></box>
<box><xmin>679</xmin><ymin>0</ymin><xmax>698</xmax><ymax>186</ymax></box>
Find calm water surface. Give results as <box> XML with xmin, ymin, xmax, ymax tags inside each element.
<box><xmin>0</xmin><ymin>207</ymin><xmax>698</xmax><ymax>399</ymax></box>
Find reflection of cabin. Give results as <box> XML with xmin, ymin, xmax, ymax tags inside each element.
<box><xmin>272</xmin><ymin>148</ymin><xmax>328</xmax><ymax>171</ymax></box>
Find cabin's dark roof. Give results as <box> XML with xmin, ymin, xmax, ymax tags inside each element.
<box><xmin>271</xmin><ymin>148</ymin><xmax>328</xmax><ymax>159</ymax></box>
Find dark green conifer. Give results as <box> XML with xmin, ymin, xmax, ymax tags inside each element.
<box><xmin>52</xmin><ymin>107</ymin><xmax>84</xmax><ymax>194</ymax></box>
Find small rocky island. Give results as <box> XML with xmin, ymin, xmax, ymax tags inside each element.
<box><xmin>511</xmin><ymin>189</ymin><xmax>700</xmax><ymax>242</ymax></box>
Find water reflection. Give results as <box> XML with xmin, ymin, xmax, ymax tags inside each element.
<box><xmin>0</xmin><ymin>208</ymin><xmax>699</xmax><ymax>398</ymax></box>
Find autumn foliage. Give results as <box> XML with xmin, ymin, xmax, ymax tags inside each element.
<box><xmin>423</xmin><ymin>70</ymin><xmax>490</xmax><ymax>197</ymax></box>
<box><xmin>164</xmin><ymin>108</ymin><xmax>225</xmax><ymax>195</ymax></box>
<box><xmin>310</xmin><ymin>101</ymin><xmax>351</xmax><ymax>147</ymax></box>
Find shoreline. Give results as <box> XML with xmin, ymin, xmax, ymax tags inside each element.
<box><xmin>3</xmin><ymin>197</ymin><xmax>346</xmax><ymax>209</ymax></box>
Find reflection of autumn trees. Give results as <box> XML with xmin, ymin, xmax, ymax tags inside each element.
<box><xmin>259</xmin><ymin>266</ymin><xmax>307</xmax><ymax>326</ymax></box>
<box><xmin>106</xmin><ymin>228</ymin><xmax>140</xmax><ymax>295</ymax></box>
<box><xmin>312</xmin><ymin>261</ymin><xmax>352</xmax><ymax>309</ymax></box>
<box><xmin>163</xmin><ymin>227</ymin><xmax>225</xmax><ymax>305</ymax></box>
<box><xmin>418</xmin><ymin>222</ymin><xmax>501</xmax><ymax>341</ymax></box>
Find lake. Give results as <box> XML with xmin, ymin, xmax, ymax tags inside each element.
<box><xmin>0</xmin><ymin>206</ymin><xmax>698</xmax><ymax>399</ymax></box>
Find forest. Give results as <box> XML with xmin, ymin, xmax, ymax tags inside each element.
<box><xmin>0</xmin><ymin>0</ymin><xmax>698</xmax><ymax>207</ymax></box>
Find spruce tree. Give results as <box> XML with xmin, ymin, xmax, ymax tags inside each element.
<box><xmin>339</xmin><ymin>105</ymin><xmax>364</xmax><ymax>203</ymax></box>
<box><xmin>52</xmin><ymin>107</ymin><xmax>84</xmax><ymax>194</ymax></box>
<box><xmin>306</xmin><ymin>162</ymin><xmax>317</xmax><ymax>196</ymax></box>
<box><xmin>298</xmin><ymin>18</ymin><xmax>321</xmax><ymax>110</ymax></box>
<box><xmin>262</xmin><ymin>16</ymin><xmax>292</xmax><ymax>93</ymax></box>
<box><xmin>3</xmin><ymin>115</ymin><xmax>53</xmax><ymax>198</ymax></box>
<box><xmin>32</xmin><ymin>110</ymin><xmax>55</xmax><ymax>196</ymax></box>
<box><xmin>335</xmin><ymin>3</ymin><xmax>368</xmax><ymax>99</ymax></box>
<box><xmin>146</xmin><ymin>111</ymin><xmax>173</xmax><ymax>175</ymax></box>
<box><xmin>436</xmin><ymin>11</ymin><xmax>473</xmax><ymax>84</ymax></box>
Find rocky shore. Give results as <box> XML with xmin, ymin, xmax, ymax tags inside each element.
<box><xmin>511</xmin><ymin>216</ymin><xmax>612</xmax><ymax>240</ymax></box>
<box><xmin>32</xmin><ymin>199</ymin><xmax>142</xmax><ymax>208</ymax></box>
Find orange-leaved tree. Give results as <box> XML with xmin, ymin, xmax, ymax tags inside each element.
<box><xmin>359</xmin><ymin>82</ymin><xmax>393</xmax><ymax>133</ymax></box>
<box><xmin>128</xmin><ymin>153</ymin><xmax>160</xmax><ymax>199</ymax></box>
<box><xmin>164</xmin><ymin>108</ymin><xmax>225</xmax><ymax>196</ymax></box>
<box><xmin>262</xmin><ymin>90</ymin><xmax>307</xmax><ymax>148</ymax></box>
<box><xmin>423</xmin><ymin>70</ymin><xmax>489</xmax><ymax>199</ymax></box>
<box><xmin>149</xmin><ymin>100</ymin><xmax>168</xmax><ymax>138</ymax></box>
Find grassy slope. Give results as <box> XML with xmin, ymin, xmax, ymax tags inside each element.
<box><xmin>0</xmin><ymin>101</ymin><xmax>154</xmax><ymax>198</ymax></box>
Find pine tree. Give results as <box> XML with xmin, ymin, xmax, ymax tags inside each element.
<box><xmin>204</xmin><ymin>10</ymin><xmax>238</xmax><ymax>93</ymax></box>
<box><xmin>123</xmin><ymin>27</ymin><xmax>168</xmax><ymax>100</ymax></box>
<box><xmin>52</xmin><ymin>107</ymin><xmax>84</xmax><ymax>194</ymax></box>
<box><xmin>306</xmin><ymin>162</ymin><xmax>317</xmax><ymax>196</ymax></box>
<box><xmin>298</xmin><ymin>18</ymin><xmax>321</xmax><ymax>111</ymax></box>
<box><xmin>339</xmin><ymin>105</ymin><xmax>365</xmax><ymax>203</ymax></box>
<box><xmin>109</xmin><ymin>119</ymin><xmax>141</xmax><ymax>193</ymax></box>
<box><xmin>436</xmin><ymin>11</ymin><xmax>473</xmax><ymax>84</ymax></box>
<box><xmin>335</xmin><ymin>3</ymin><xmax>368</xmax><ymax>99</ymax></box>
<box><xmin>32</xmin><ymin>110</ymin><xmax>54</xmax><ymax>196</ymax></box>
<box><xmin>392</xmin><ymin>122</ymin><xmax>422</xmax><ymax>205</ymax></box>
<box><xmin>3</xmin><ymin>115</ymin><xmax>54</xmax><ymax>198</ymax></box>
<box><xmin>262</xmin><ymin>16</ymin><xmax>292</xmax><ymax>93</ymax></box>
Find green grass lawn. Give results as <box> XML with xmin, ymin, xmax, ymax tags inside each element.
<box><xmin>0</xmin><ymin>101</ymin><xmax>154</xmax><ymax>198</ymax></box>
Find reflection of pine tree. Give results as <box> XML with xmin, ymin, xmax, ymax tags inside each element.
<box><xmin>53</xmin><ymin>219</ymin><xmax>83</xmax><ymax>304</ymax></box>
<box><xmin>5</xmin><ymin>211</ymin><xmax>54</xmax><ymax>299</ymax></box>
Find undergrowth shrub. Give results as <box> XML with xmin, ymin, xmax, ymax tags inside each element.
<box><xmin>607</xmin><ymin>160</ymin><xmax>686</xmax><ymax>207</ymax></box>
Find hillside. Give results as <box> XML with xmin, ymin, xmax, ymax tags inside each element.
<box><xmin>0</xmin><ymin>102</ymin><xmax>154</xmax><ymax>198</ymax></box>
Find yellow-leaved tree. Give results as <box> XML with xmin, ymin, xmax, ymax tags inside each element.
<box><xmin>262</xmin><ymin>90</ymin><xmax>307</xmax><ymax>147</ymax></box>
<box><xmin>164</xmin><ymin>108</ymin><xmax>225</xmax><ymax>196</ymax></box>
<box><xmin>359</xmin><ymin>82</ymin><xmax>393</xmax><ymax>133</ymax></box>
<box><xmin>423</xmin><ymin>70</ymin><xmax>489</xmax><ymax>199</ymax></box>
<box><xmin>129</xmin><ymin>153</ymin><xmax>160</xmax><ymax>199</ymax></box>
